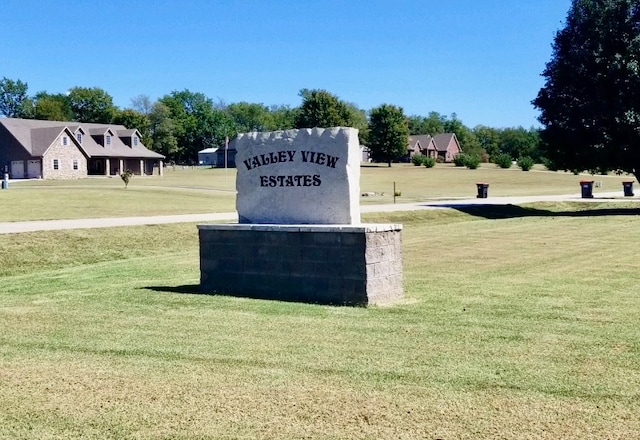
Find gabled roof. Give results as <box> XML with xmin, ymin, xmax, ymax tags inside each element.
<box><xmin>89</xmin><ymin>127</ymin><xmax>114</xmax><ymax>136</ymax></box>
<box><xmin>0</xmin><ymin>118</ymin><xmax>164</xmax><ymax>159</ymax></box>
<box><xmin>30</xmin><ymin>126</ymin><xmax>78</xmax><ymax>157</ymax></box>
<box><xmin>433</xmin><ymin>133</ymin><xmax>459</xmax><ymax>152</ymax></box>
<box><xmin>408</xmin><ymin>135</ymin><xmax>436</xmax><ymax>152</ymax></box>
<box><xmin>117</xmin><ymin>129</ymin><xmax>138</xmax><ymax>137</ymax></box>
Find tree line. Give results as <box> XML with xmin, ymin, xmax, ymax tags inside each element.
<box><xmin>5</xmin><ymin>0</ymin><xmax>638</xmax><ymax>176</ymax></box>
<box><xmin>0</xmin><ymin>78</ymin><xmax>540</xmax><ymax>165</ymax></box>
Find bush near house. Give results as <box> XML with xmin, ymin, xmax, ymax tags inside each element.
<box><xmin>452</xmin><ymin>154</ymin><xmax>467</xmax><ymax>167</ymax></box>
<box><xmin>465</xmin><ymin>155</ymin><xmax>480</xmax><ymax>169</ymax></box>
<box><xmin>517</xmin><ymin>156</ymin><xmax>535</xmax><ymax>171</ymax></box>
<box><xmin>423</xmin><ymin>156</ymin><xmax>436</xmax><ymax>168</ymax></box>
<box><xmin>411</xmin><ymin>154</ymin><xmax>427</xmax><ymax>166</ymax></box>
<box><xmin>454</xmin><ymin>153</ymin><xmax>480</xmax><ymax>169</ymax></box>
<box><xmin>121</xmin><ymin>169</ymin><xmax>133</xmax><ymax>188</ymax></box>
<box><xmin>494</xmin><ymin>153</ymin><xmax>513</xmax><ymax>169</ymax></box>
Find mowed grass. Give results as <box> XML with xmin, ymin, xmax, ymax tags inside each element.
<box><xmin>360</xmin><ymin>163</ymin><xmax>634</xmax><ymax>204</ymax></box>
<box><xmin>1</xmin><ymin>204</ymin><xmax>640</xmax><ymax>438</ymax></box>
<box><xmin>1</xmin><ymin>164</ymin><xmax>635</xmax><ymax>221</ymax></box>
<box><xmin>0</xmin><ymin>167</ymin><xmax>238</xmax><ymax>222</ymax></box>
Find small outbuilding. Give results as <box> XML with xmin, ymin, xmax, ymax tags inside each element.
<box><xmin>215</xmin><ymin>141</ymin><xmax>237</xmax><ymax>168</ymax></box>
<box><xmin>198</xmin><ymin>147</ymin><xmax>218</xmax><ymax>166</ymax></box>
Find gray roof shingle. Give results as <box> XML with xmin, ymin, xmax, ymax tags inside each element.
<box><xmin>0</xmin><ymin>118</ymin><xmax>164</xmax><ymax>159</ymax></box>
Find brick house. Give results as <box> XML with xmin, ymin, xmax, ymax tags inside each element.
<box><xmin>407</xmin><ymin>135</ymin><xmax>438</xmax><ymax>161</ymax></box>
<box><xmin>406</xmin><ymin>133</ymin><xmax>461</xmax><ymax>162</ymax></box>
<box><xmin>0</xmin><ymin>118</ymin><xmax>164</xmax><ymax>179</ymax></box>
<box><xmin>432</xmin><ymin>133</ymin><xmax>462</xmax><ymax>162</ymax></box>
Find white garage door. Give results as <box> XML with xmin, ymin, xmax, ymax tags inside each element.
<box><xmin>27</xmin><ymin>160</ymin><xmax>41</xmax><ymax>178</ymax></box>
<box><xmin>10</xmin><ymin>161</ymin><xmax>24</xmax><ymax>179</ymax></box>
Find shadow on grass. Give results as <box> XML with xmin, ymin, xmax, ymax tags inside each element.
<box><xmin>144</xmin><ymin>285</ymin><xmax>203</xmax><ymax>295</ymax></box>
<box><xmin>435</xmin><ymin>204</ymin><xmax>640</xmax><ymax>220</ymax></box>
<box><xmin>142</xmin><ymin>285</ymin><xmax>357</xmax><ymax>306</ymax></box>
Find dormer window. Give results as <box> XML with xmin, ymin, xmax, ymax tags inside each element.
<box><xmin>106</xmin><ymin>135</ymin><xmax>111</xmax><ymax>145</ymax></box>
<box><xmin>133</xmin><ymin>136</ymin><xmax>139</xmax><ymax>146</ymax></box>
<box><xmin>76</xmin><ymin>132</ymin><xmax>82</xmax><ymax>143</ymax></box>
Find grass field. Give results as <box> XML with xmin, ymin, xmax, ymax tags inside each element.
<box><xmin>2</xmin><ymin>170</ymin><xmax>640</xmax><ymax>439</ymax></box>
<box><xmin>1</xmin><ymin>163</ymin><xmax>635</xmax><ymax>221</ymax></box>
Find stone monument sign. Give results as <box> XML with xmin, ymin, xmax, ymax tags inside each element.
<box><xmin>198</xmin><ymin>127</ymin><xmax>403</xmax><ymax>306</ymax></box>
<box><xmin>235</xmin><ymin>127</ymin><xmax>361</xmax><ymax>224</ymax></box>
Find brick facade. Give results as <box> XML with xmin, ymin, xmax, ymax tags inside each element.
<box><xmin>198</xmin><ymin>224</ymin><xmax>403</xmax><ymax>306</ymax></box>
<box><xmin>0</xmin><ymin>118</ymin><xmax>164</xmax><ymax>180</ymax></box>
<box><xmin>42</xmin><ymin>133</ymin><xmax>87</xmax><ymax>179</ymax></box>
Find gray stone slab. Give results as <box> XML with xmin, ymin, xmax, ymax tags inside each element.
<box><xmin>235</xmin><ymin>127</ymin><xmax>361</xmax><ymax>224</ymax></box>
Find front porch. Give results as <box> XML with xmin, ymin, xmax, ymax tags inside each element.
<box><xmin>88</xmin><ymin>158</ymin><xmax>164</xmax><ymax>176</ymax></box>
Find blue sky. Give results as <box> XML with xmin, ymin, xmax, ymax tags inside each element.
<box><xmin>2</xmin><ymin>0</ymin><xmax>571</xmax><ymax>128</ymax></box>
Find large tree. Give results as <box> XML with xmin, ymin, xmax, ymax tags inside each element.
<box><xmin>68</xmin><ymin>87</ymin><xmax>118</xmax><ymax>123</ymax></box>
<box><xmin>32</xmin><ymin>92</ymin><xmax>74</xmax><ymax>121</ymax></box>
<box><xmin>224</xmin><ymin>102</ymin><xmax>272</xmax><ymax>132</ymax></box>
<box><xmin>474</xmin><ymin>125</ymin><xmax>502</xmax><ymax>159</ymax></box>
<box><xmin>533</xmin><ymin>0</ymin><xmax>640</xmax><ymax>178</ymax></box>
<box><xmin>148</xmin><ymin>102</ymin><xmax>178</xmax><ymax>158</ymax></box>
<box><xmin>407</xmin><ymin>111</ymin><xmax>447</xmax><ymax>135</ymax></box>
<box><xmin>159</xmin><ymin>89</ymin><xmax>236</xmax><ymax>163</ymax></box>
<box><xmin>267</xmin><ymin>104</ymin><xmax>299</xmax><ymax>130</ymax></box>
<box><xmin>499</xmin><ymin>127</ymin><xmax>541</xmax><ymax>162</ymax></box>
<box><xmin>294</xmin><ymin>89</ymin><xmax>354</xmax><ymax>129</ymax></box>
<box><xmin>0</xmin><ymin>77</ymin><xmax>30</xmax><ymax>118</ymax></box>
<box><xmin>367</xmin><ymin>104</ymin><xmax>409</xmax><ymax>166</ymax></box>
<box><xmin>130</xmin><ymin>94</ymin><xmax>154</xmax><ymax>115</ymax></box>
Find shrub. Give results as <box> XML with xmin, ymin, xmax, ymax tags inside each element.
<box><xmin>494</xmin><ymin>153</ymin><xmax>513</xmax><ymax>169</ymax></box>
<box><xmin>541</xmin><ymin>157</ymin><xmax>559</xmax><ymax>171</ymax></box>
<box><xmin>423</xmin><ymin>156</ymin><xmax>436</xmax><ymax>168</ymax></box>
<box><xmin>517</xmin><ymin>156</ymin><xmax>535</xmax><ymax>171</ymax></box>
<box><xmin>465</xmin><ymin>155</ymin><xmax>481</xmax><ymax>169</ymax></box>
<box><xmin>411</xmin><ymin>154</ymin><xmax>427</xmax><ymax>166</ymax></box>
<box><xmin>120</xmin><ymin>169</ymin><xmax>133</xmax><ymax>188</ymax></box>
<box><xmin>452</xmin><ymin>154</ymin><xmax>468</xmax><ymax>167</ymax></box>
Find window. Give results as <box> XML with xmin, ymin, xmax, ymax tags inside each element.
<box><xmin>106</xmin><ymin>135</ymin><xmax>111</xmax><ymax>145</ymax></box>
<box><xmin>133</xmin><ymin>136</ymin><xmax>138</xmax><ymax>146</ymax></box>
<box><xmin>53</xmin><ymin>159</ymin><xmax>59</xmax><ymax>170</ymax></box>
<box><xmin>73</xmin><ymin>159</ymin><xmax>78</xmax><ymax>170</ymax></box>
<box><xmin>62</xmin><ymin>136</ymin><xmax>68</xmax><ymax>146</ymax></box>
<box><xmin>76</xmin><ymin>133</ymin><xmax>82</xmax><ymax>143</ymax></box>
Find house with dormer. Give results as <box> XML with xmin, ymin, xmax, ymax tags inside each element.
<box><xmin>0</xmin><ymin>118</ymin><xmax>164</xmax><ymax>179</ymax></box>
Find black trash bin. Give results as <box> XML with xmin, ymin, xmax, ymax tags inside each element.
<box><xmin>623</xmin><ymin>181</ymin><xmax>635</xmax><ymax>197</ymax></box>
<box><xmin>580</xmin><ymin>180</ymin><xmax>594</xmax><ymax>198</ymax></box>
<box><xmin>476</xmin><ymin>182</ymin><xmax>489</xmax><ymax>199</ymax></box>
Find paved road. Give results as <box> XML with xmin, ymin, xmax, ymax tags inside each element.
<box><xmin>0</xmin><ymin>191</ymin><xmax>636</xmax><ymax>234</ymax></box>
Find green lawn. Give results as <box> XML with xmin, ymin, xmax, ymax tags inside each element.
<box><xmin>1</xmin><ymin>164</ymin><xmax>635</xmax><ymax>221</ymax></box>
<box><xmin>1</xmin><ymin>203</ymin><xmax>639</xmax><ymax>438</ymax></box>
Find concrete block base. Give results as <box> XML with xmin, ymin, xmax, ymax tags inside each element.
<box><xmin>198</xmin><ymin>224</ymin><xmax>403</xmax><ymax>306</ymax></box>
